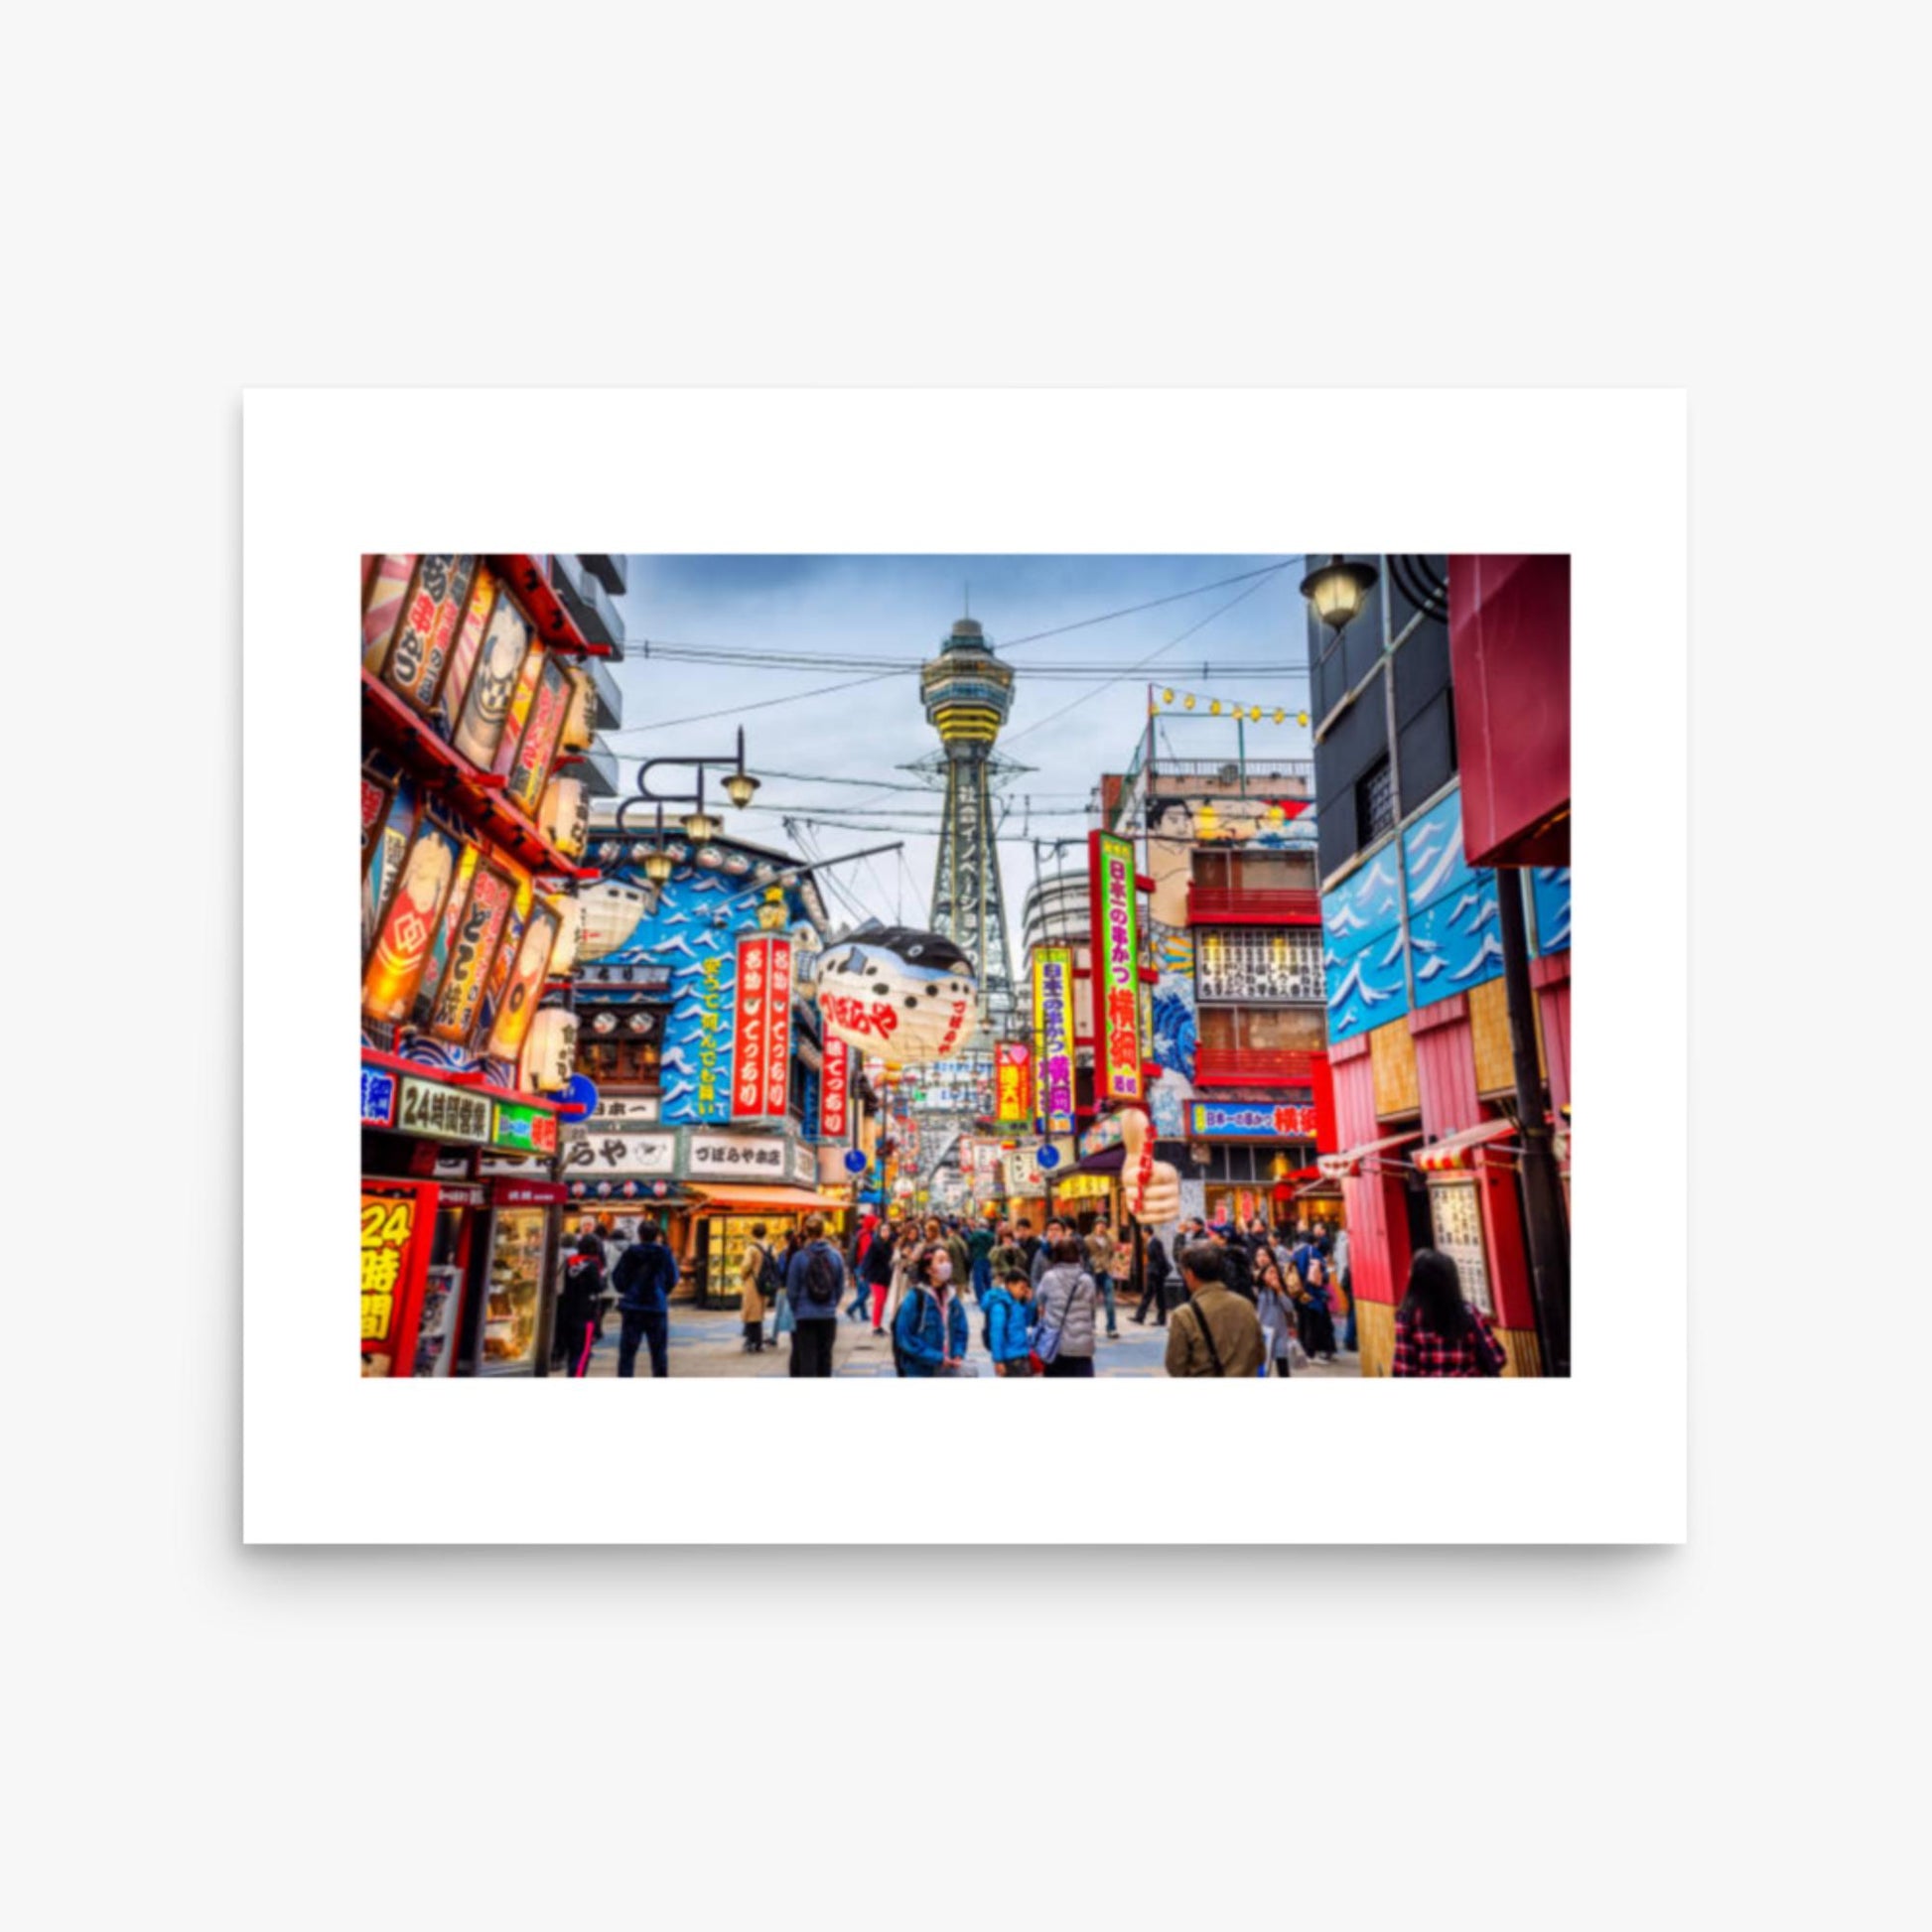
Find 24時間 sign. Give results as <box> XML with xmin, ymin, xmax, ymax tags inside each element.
<box><xmin>732</xmin><ymin>936</ymin><xmax>793</xmax><ymax>1120</ymax></box>
<box><xmin>1032</xmin><ymin>947</ymin><xmax>1074</xmax><ymax>1134</ymax></box>
<box><xmin>819</xmin><ymin>1039</ymin><xmax>851</xmax><ymax>1139</ymax></box>
<box><xmin>1088</xmin><ymin>830</ymin><xmax>1145</xmax><ymax>1103</ymax></box>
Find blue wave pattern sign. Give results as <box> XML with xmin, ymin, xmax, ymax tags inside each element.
<box><xmin>1532</xmin><ymin>867</ymin><xmax>1571</xmax><ymax>955</ymax></box>
<box><xmin>598</xmin><ymin>866</ymin><xmax>747</xmax><ymax>1123</ymax></box>
<box><xmin>1321</xmin><ymin>783</ymin><xmax>1518</xmax><ymax>1044</ymax></box>
<box><xmin>1321</xmin><ymin>842</ymin><xmax>1408</xmax><ymax>1041</ymax></box>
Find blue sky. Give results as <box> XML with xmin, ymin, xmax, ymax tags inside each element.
<box><xmin>607</xmin><ymin>554</ymin><xmax>1313</xmax><ymax>943</ymax></box>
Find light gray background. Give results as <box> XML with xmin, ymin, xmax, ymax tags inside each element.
<box><xmin>12</xmin><ymin>4</ymin><xmax>1916</xmax><ymax>1928</ymax></box>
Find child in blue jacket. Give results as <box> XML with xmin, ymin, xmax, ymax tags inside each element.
<box><xmin>982</xmin><ymin>1270</ymin><xmax>1036</xmax><ymax>1377</ymax></box>
<box><xmin>894</xmin><ymin>1247</ymin><xmax>970</xmax><ymax>1376</ymax></box>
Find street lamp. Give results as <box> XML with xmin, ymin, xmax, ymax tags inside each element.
<box><xmin>1299</xmin><ymin>554</ymin><xmax>1379</xmax><ymax>632</ymax></box>
<box><xmin>756</xmin><ymin>886</ymin><xmax>787</xmax><ymax>931</ymax></box>
<box><xmin>680</xmin><ymin>807</ymin><xmax>720</xmax><ymax>844</ymax></box>
<box><xmin>722</xmin><ymin>768</ymin><xmax>760</xmax><ymax>809</ymax></box>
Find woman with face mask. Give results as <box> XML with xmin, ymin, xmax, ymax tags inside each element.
<box><xmin>892</xmin><ymin>1244</ymin><xmax>970</xmax><ymax>1377</ymax></box>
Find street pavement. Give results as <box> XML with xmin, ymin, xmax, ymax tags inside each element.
<box><xmin>577</xmin><ymin>1300</ymin><xmax>1360</xmax><ymax>1378</ymax></box>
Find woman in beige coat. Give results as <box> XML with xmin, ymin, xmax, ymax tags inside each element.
<box><xmin>739</xmin><ymin>1220</ymin><xmax>777</xmax><ymax>1354</ymax></box>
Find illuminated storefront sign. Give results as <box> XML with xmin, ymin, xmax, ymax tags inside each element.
<box><xmin>1032</xmin><ymin>946</ymin><xmax>1074</xmax><ymax>1134</ymax></box>
<box><xmin>360</xmin><ymin>1065</ymin><xmax>397</xmax><ymax>1128</ymax></box>
<box><xmin>483</xmin><ymin>902</ymin><xmax>559</xmax><ymax>1064</ymax></box>
<box><xmin>492</xmin><ymin>1100</ymin><xmax>559</xmax><ymax>1156</ymax></box>
<box><xmin>995</xmin><ymin>1039</ymin><xmax>1031</xmax><ymax>1123</ymax></box>
<box><xmin>820</xmin><ymin>1039</ymin><xmax>851</xmax><ymax>1139</ymax></box>
<box><xmin>1088</xmin><ymin>829</ymin><xmax>1145</xmax><ymax>1103</ymax></box>
<box><xmin>395</xmin><ymin>1075</ymin><xmax>492</xmax><ymax>1144</ymax></box>
<box><xmin>1185</xmin><ymin>1101</ymin><xmax>1320</xmax><ymax>1140</ymax></box>
<box><xmin>428</xmin><ymin>859</ymin><xmax>518</xmax><ymax>1045</ymax></box>
<box><xmin>360</xmin><ymin>1179</ymin><xmax>433</xmax><ymax>1375</ymax></box>
<box><xmin>731</xmin><ymin>935</ymin><xmax>793</xmax><ymax>1120</ymax></box>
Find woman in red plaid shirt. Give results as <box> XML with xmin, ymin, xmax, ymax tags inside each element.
<box><xmin>1391</xmin><ymin>1249</ymin><xmax>1507</xmax><ymax>1377</ymax></box>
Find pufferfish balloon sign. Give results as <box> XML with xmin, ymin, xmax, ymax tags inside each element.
<box><xmin>815</xmin><ymin>922</ymin><xmax>978</xmax><ymax>1067</ymax></box>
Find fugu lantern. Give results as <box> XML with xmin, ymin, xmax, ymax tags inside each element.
<box><xmin>1119</xmin><ymin>1107</ymin><xmax>1181</xmax><ymax>1224</ymax></box>
<box><xmin>523</xmin><ymin>1006</ymin><xmax>579</xmax><ymax>1092</ymax></box>
<box><xmin>539</xmin><ymin>775</ymin><xmax>589</xmax><ymax>861</ymax></box>
<box><xmin>574</xmin><ymin>880</ymin><xmax>649</xmax><ymax>961</ymax></box>
<box><xmin>814</xmin><ymin>923</ymin><xmax>978</xmax><ymax>1067</ymax></box>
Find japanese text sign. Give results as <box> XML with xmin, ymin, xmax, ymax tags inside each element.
<box><xmin>731</xmin><ymin>936</ymin><xmax>794</xmax><ymax>1120</ymax></box>
<box><xmin>1088</xmin><ymin>830</ymin><xmax>1144</xmax><ymax>1103</ymax></box>
<box><xmin>996</xmin><ymin>1039</ymin><xmax>1032</xmax><ymax>1123</ymax></box>
<box><xmin>1033</xmin><ymin>947</ymin><xmax>1074</xmax><ymax>1134</ymax></box>
<box><xmin>820</xmin><ymin>1039</ymin><xmax>851</xmax><ymax>1140</ymax></box>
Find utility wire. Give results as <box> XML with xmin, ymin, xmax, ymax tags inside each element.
<box><xmin>1004</xmin><ymin>570</ymin><xmax>1280</xmax><ymax>749</ymax></box>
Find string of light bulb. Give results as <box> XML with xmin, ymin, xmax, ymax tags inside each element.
<box><xmin>1151</xmin><ymin>686</ymin><xmax>1311</xmax><ymax>727</ymax></box>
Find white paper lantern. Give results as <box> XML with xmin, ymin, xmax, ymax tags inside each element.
<box><xmin>559</xmin><ymin>664</ymin><xmax>597</xmax><ymax>754</ymax></box>
<box><xmin>522</xmin><ymin>1006</ymin><xmax>579</xmax><ymax>1092</ymax></box>
<box><xmin>538</xmin><ymin>775</ymin><xmax>589</xmax><ymax>860</ymax></box>
<box><xmin>545</xmin><ymin>894</ymin><xmax>584</xmax><ymax>978</ymax></box>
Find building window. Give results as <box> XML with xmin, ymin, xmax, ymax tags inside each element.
<box><xmin>1197</xmin><ymin>927</ymin><xmax>1325</xmax><ymax>1003</ymax></box>
<box><xmin>1357</xmin><ymin>756</ymin><xmax>1395</xmax><ymax>846</ymax></box>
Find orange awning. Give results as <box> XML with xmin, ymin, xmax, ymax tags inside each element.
<box><xmin>1415</xmin><ymin>1119</ymin><xmax>1518</xmax><ymax>1173</ymax></box>
<box><xmin>686</xmin><ymin>1184</ymin><xmax>850</xmax><ymax>1213</ymax></box>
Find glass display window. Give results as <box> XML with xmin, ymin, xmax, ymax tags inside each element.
<box><xmin>706</xmin><ymin>1214</ymin><xmax>796</xmax><ymax>1303</ymax></box>
<box><xmin>482</xmin><ymin>1207</ymin><xmax>549</xmax><ymax>1370</ymax></box>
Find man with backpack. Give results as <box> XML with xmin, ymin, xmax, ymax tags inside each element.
<box><xmin>784</xmin><ymin>1213</ymin><xmax>848</xmax><ymax>1377</ymax></box>
<box><xmin>1165</xmin><ymin>1241</ymin><xmax>1265</xmax><ymax>1378</ymax></box>
<box><xmin>611</xmin><ymin>1221</ymin><xmax>679</xmax><ymax>1378</ymax></box>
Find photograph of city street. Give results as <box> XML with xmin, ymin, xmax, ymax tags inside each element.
<box><xmin>360</xmin><ymin>553</ymin><xmax>1571</xmax><ymax>1379</ymax></box>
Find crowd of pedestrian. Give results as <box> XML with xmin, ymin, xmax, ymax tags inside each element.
<box><xmin>544</xmin><ymin>1200</ymin><xmax>1519</xmax><ymax>1381</ymax></box>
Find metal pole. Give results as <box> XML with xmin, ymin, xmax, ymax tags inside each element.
<box><xmin>1495</xmin><ymin>870</ymin><xmax>1571</xmax><ymax>1376</ymax></box>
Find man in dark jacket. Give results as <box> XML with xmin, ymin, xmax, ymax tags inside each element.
<box><xmin>611</xmin><ymin>1222</ymin><xmax>678</xmax><ymax>1378</ymax></box>
<box><xmin>1134</xmin><ymin>1230</ymin><xmax>1173</xmax><ymax>1326</ymax></box>
<box><xmin>1212</xmin><ymin>1225</ymin><xmax>1257</xmax><ymax>1304</ymax></box>
<box><xmin>785</xmin><ymin>1213</ymin><xmax>847</xmax><ymax>1377</ymax></box>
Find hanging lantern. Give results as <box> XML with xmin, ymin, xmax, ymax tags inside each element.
<box><xmin>815</xmin><ymin>925</ymin><xmax>978</xmax><ymax>1066</ymax></box>
<box><xmin>539</xmin><ymin>775</ymin><xmax>589</xmax><ymax>860</ymax></box>
<box><xmin>558</xmin><ymin>664</ymin><xmax>597</xmax><ymax>755</ymax></box>
<box><xmin>1248</xmin><ymin>706</ymin><xmax>1262</xmax><ymax>722</ymax></box>
<box><xmin>1273</xmin><ymin>708</ymin><xmax>1285</xmax><ymax>725</ymax></box>
<box><xmin>545</xmin><ymin>894</ymin><xmax>584</xmax><ymax>977</ymax></box>
<box><xmin>1297</xmin><ymin>710</ymin><xmax>1309</xmax><ymax>728</ymax></box>
<box><xmin>1182</xmin><ymin>694</ymin><xmax>1195</xmax><ymax>710</ymax></box>
<box><xmin>1300</xmin><ymin>554</ymin><xmax>1379</xmax><ymax>631</ymax></box>
<box><xmin>523</xmin><ymin>1006</ymin><xmax>579</xmax><ymax>1092</ymax></box>
<box><xmin>1162</xmin><ymin>688</ymin><xmax>1174</xmax><ymax>705</ymax></box>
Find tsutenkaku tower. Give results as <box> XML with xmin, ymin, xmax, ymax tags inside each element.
<box><xmin>920</xmin><ymin>616</ymin><xmax>1018</xmax><ymax>1033</ymax></box>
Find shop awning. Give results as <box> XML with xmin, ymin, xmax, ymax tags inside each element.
<box><xmin>1069</xmin><ymin>1144</ymin><xmax>1126</xmax><ymax>1178</ymax></box>
<box><xmin>1414</xmin><ymin>1118</ymin><xmax>1518</xmax><ymax>1173</ymax></box>
<box><xmin>686</xmin><ymin>1184</ymin><xmax>851</xmax><ymax>1213</ymax></box>
<box><xmin>1317</xmin><ymin>1129</ymin><xmax>1422</xmax><ymax>1182</ymax></box>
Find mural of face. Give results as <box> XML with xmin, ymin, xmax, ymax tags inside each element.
<box><xmin>815</xmin><ymin>922</ymin><xmax>977</xmax><ymax>1065</ymax></box>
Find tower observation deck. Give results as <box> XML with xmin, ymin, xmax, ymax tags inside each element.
<box><xmin>920</xmin><ymin>617</ymin><xmax>1019</xmax><ymax>1035</ymax></box>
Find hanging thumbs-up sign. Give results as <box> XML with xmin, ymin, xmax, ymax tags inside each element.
<box><xmin>1119</xmin><ymin>1106</ymin><xmax>1181</xmax><ymax>1223</ymax></box>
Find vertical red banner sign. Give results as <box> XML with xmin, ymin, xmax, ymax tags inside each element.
<box><xmin>820</xmin><ymin>1037</ymin><xmax>850</xmax><ymax>1139</ymax></box>
<box><xmin>764</xmin><ymin>938</ymin><xmax>793</xmax><ymax>1117</ymax></box>
<box><xmin>1088</xmin><ymin>829</ymin><xmax>1146</xmax><ymax>1103</ymax></box>
<box><xmin>732</xmin><ymin>936</ymin><xmax>770</xmax><ymax>1119</ymax></box>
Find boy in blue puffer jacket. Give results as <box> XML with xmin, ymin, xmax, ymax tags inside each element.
<box><xmin>983</xmin><ymin>1269</ymin><xmax>1036</xmax><ymax>1378</ymax></box>
<box><xmin>893</xmin><ymin>1248</ymin><xmax>969</xmax><ymax>1376</ymax></box>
